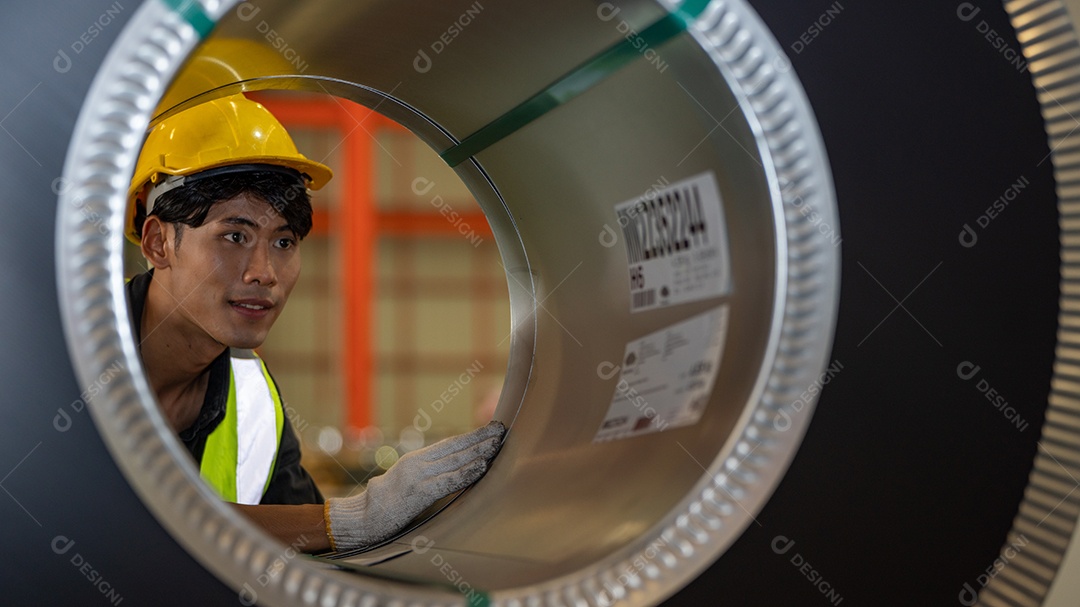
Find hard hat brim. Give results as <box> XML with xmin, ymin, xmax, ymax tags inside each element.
<box><xmin>124</xmin><ymin>158</ymin><xmax>332</xmax><ymax>245</ymax></box>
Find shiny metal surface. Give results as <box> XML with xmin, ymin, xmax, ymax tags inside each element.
<box><xmin>989</xmin><ymin>1</ymin><xmax>1080</xmax><ymax>605</ymax></box>
<box><xmin>212</xmin><ymin>0</ymin><xmax>671</xmax><ymax>137</ymax></box>
<box><xmin>7</xmin><ymin>0</ymin><xmax>1069</xmax><ymax>605</ymax></box>
<box><xmin>1042</xmin><ymin>8</ymin><xmax>1080</xmax><ymax>607</ymax></box>
<box><xmin>56</xmin><ymin>0</ymin><xmax>838</xmax><ymax>605</ymax></box>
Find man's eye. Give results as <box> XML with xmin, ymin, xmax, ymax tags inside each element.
<box><xmin>226</xmin><ymin>232</ymin><xmax>245</xmax><ymax>244</ymax></box>
<box><xmin>276</xmin><ymin>238</ymin><xmax>295</xmax><ymax>249</ymax></box>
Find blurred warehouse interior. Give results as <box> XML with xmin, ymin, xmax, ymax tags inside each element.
<box><xmin>125</xmin><ymin>91</ymin><xmax>510</xmax><ymax>498</ymax></box>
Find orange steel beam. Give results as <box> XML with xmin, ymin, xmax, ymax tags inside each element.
<box><xmin>257</xmin><ymin>92</ymin><xmax>492</xmax><ymax>432</ymax></box>
<box><xmin>310</xmin><ymin>209</ymin><xmax>332</xmax><ymax>236</ymax></box>
<box><xmin>258</xmin><ymin>93</ymin><xmax>381</xmax><ymax>431</ymax></box>
<box><xmin>250</xmin><ymin>92</ymin><xmax>405</xmax><ymax>132</ymax></box>
<box><xmin>250</xmin><ymin>96</ymin><xmax>344</xmax><ymax>128</ymax></box>
<box><xmin>341</xmin><ymin>101</ymin><xmax>377</xmax><ymax>431</ymax></box>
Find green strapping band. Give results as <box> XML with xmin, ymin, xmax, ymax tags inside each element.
<box><xmin>439</xmin><ymin>1</ymin><xmax>712</xmax><ymax>167</ymax></box>
<box><xmin>465</xmin><ymin>591</ymin><xmax>490</xmax><ymax>607</ymax></box>
<box><xmin>160</xmin><ymin>0</ymin><xmax>215</xmax><ymax>39</ymax></box>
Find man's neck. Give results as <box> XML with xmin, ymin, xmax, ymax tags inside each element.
<box><xmin>140</xmin><ymin>276</ymin><xmax>227</xmax><ymax>433</ymax></box>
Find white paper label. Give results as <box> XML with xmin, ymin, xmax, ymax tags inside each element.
<box><xmin>594</xmin><ymin>306</ymin><xmax>729</xmax><ymax>442</ymax></box>
<box><xmin>615</xmin><ymin>171</ymin><xmax>732</xmax><ymax>312</ymax></box>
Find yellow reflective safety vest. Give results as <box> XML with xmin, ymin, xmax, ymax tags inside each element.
<box><xmin>200</xmin><ymin>349</ymin><xmax>284</xmax><ymax>505</ymax></box>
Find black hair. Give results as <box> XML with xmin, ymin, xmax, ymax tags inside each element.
<box><xmin>135</xmin><ymin>168</ymin><xmax>313</xmax><ymax>249</ymax></box>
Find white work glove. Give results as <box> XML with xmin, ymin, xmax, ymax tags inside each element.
<box><xmin>324</xmin><ymin>421</ymin><xmax>505</xmax><ymax>551</ymax></box>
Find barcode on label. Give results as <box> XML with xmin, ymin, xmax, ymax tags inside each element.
<box><xmin>613</xmin><ymin>171</ymin><xmax>729</xmax><ymax>314</ymax></box>
<box><xmin>617</xmin><ymin>183</ymin><xmax>709</xmax><ymax>264</ymax></box>
<box><xmin>632</xmin><ymin>289</ymin><xmax>656</xmax><ymax>310</ymax></box>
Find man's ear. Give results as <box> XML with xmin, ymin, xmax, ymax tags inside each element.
<box><xmin>140</xmin><ymin>216</ymin><xmax>172</xmax><ymax>270</ymax></box>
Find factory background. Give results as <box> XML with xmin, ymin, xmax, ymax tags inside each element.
<box><xmin>124</xmin><ymin>92</ymin><xmax>512</xmax><ymax>497</ymax></box>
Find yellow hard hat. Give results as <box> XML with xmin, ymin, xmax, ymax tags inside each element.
<box><xmin>125</xmin><ymin>94</ymin><xmax>333</xmax><ymax>244</ymax></box>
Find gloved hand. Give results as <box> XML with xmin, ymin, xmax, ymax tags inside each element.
<box><xmin>324</xmin><ymin>420</ymin><xmax>506</xmax><ymax>551</ymax></box>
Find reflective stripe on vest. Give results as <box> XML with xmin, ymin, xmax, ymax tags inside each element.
<box><xmin>200</xmin><ymin>349</ymin><xmax>285</xmax><ymax>505</ymax></box>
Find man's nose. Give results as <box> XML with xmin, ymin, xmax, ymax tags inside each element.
<box><xmin>243</xmin><ymin>243</ymin><xmax>277</xmax><ymax>286</ymax></box>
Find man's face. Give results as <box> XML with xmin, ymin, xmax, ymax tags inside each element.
<box><xmin>160</xmin><ymin>193</ymin><xmax>301</xmax><ymax>350</ymax></box>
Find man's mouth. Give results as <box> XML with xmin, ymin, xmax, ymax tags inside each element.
<box><xmin>229</xmin><ymin>299</ymin><xmax>274</xmax><ymax>318</ymax></box>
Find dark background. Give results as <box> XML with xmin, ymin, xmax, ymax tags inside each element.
<box><xmin>0</xmin><ymin>0</ymin><xmax>1060</xmax><ymax>605</ymax></box>
<box><xmin>669</xmin><ymin>0</ymin><xmax>1059</xmax><ymax>604</ymax></box>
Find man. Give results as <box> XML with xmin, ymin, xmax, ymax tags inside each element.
<box><xmin>125</xmin><ymin>94</ymin><xmax>504</xmax><ymax>553</ymax></box>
